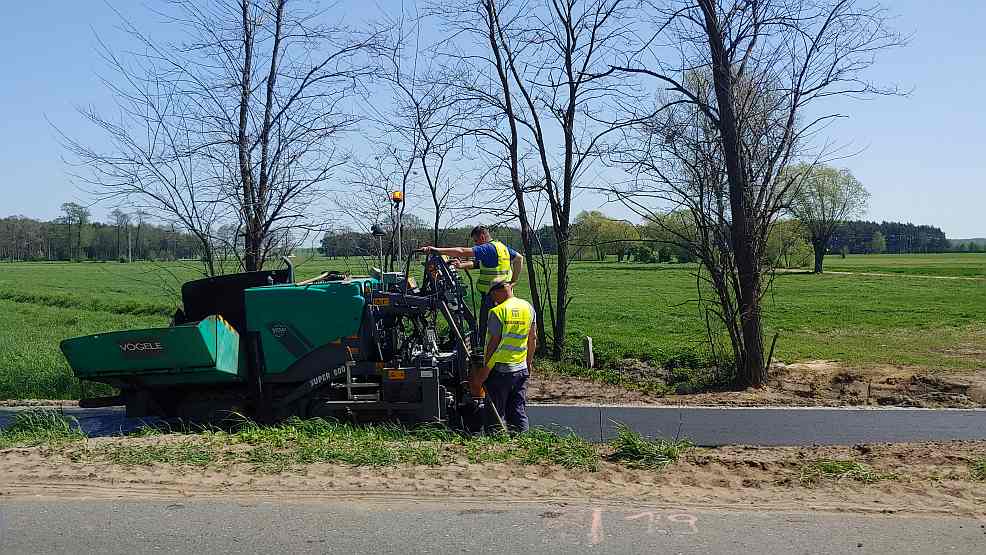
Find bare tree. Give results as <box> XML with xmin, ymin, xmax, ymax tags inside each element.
<box><xmin>133</xmin><ymin>209</ymin><xmax>149</xmax><ymax>261</ymax></box>
<box><xmin>338</xmin><ymin>147</ymin><xmax>418</xmax><ymax>270</ymax></box>
<box><xmin>373</xmin><ymin>12</ymin><xmax>476</xmax><ymax>247</ymax></box>
<box><xmin>605</xmin><ymin>0</ymin><xmax>902</xmax><ymax>385</ymax></box>
<box><xmin>432</xmin><ymin>0</ymin><xmax>636</xmax><ymax>359</ymax></box>
<box><xmin>108</xmin><ymin>208</ymin><xmax>132</xmax><ymax>261</ymax></box>
<box><xmin>787</xmin><ymin>164</ymin><xmax>869</xmax><ymax>273</ymax></box>
<box><xmin>62</xmin><ymin>0</ymin><xmax>382</xmax><ymax>275</ymax></box>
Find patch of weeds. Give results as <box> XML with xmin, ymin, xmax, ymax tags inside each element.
<box><xmin>127</xmin><ymin>424</ymin><xmax>166</xmax><ymax>438</ymax></box>
<box><xmin>461</xmin><ymin>429</ymin><xmax>598</xmax><ymax>470</ymax></box>
<box><xmin>0</xmin><ymin>410</ymin><xmax>85</xmax><ymax>449</ymax></box>
<box><xmin>463</xmin><ymin>433</ymin><xmax>519</xmax><ymax>464</ymax></box>
<box><xmin>606</xmin><ymin>424</ymin><xmax>691</xmax><ymax>470</ymax></box>
<box><xmin>799</xmin><ymin>459</ymin><xmax>895</xmax><ymax>486</ymax></box>
<box><xmin>665</xmin><ymin>359</ymin><xmax>737</xmax><ymax>395</ymax></box>
<box><xmin>100</xmin><ymin>441</ymin><xmax>220</xmax><ymax>467</ymax></box>
<box><xmin>408</xmin><ymin>423</ymin><xmax>465</xmax><ymax>444</ymax></box>
<box><xmin>544</xmin><ymin>346</ymin><xmax>735</xmax><ymax>396</ymax></box>
<box><xmin>228</xmin><ymin>418</ymin><xmax>594</xmax><ymax>470</ymax></box>
<box><xmin>230</xmin><ymin>417</ymin><xmax>446</xmax><ymax>469</ymax></box>
<box><xmin>969</xmin><ymin>458</ymin><xmax>986</xmax><ymax>481</ymax></box>
<box><xmin>512</xmin><ymin>428</ymin><xmax>599</xmax><ymax>471</ymax></box>
<box><xmin>243</xmin><ymin>445</ymin><xmax>296</xmax><ymax>473</ymax></box>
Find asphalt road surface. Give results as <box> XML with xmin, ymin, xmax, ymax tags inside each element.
<box><xmin>1</xmin><ymin>498</ymin><xmax>984</xmax><ymax>554</ymax></box>
<box><xmin>5</xmin><ymin>405</ymin><xmax>986</xmax><ymax>446</ymax></box>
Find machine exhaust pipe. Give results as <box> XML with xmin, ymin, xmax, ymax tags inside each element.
<box><xmin>281</xmin><ymin>255</ymin><xmax>295</xmax><ymax>283</ymax></box>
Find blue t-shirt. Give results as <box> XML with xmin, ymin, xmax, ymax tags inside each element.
<box><xmin>473</xmin><ymin>241</ymin><xmax>518</xmax><ymax>269</ymax></box>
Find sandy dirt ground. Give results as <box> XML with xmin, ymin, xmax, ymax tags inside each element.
<box><xmin>528</xmin><ymin>361</ymin><xmax>986</xmax><ymax>408</ymax></box>
<box><xmin>2</xmin><ymin>438</ymin><xmax>984</xmax><ymax>518</ymax></box>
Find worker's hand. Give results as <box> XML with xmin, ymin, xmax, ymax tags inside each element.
<box><xmin>417</xmin><ymin>245</ymin><xmax>434</xmax><ymax>254</ymax></box>
<box><xmin>450</xmin><ymin>258</ymin><xmax>462</xmax><ymax>268</ymax></box>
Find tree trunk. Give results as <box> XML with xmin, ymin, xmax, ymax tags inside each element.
<box><xmin>484</xmin><ymin>0</ymin><xmax>547</xmax><ymax>354</ymax></box>
<box><xmin>516</xmin><ymin>204</ymin><xmax>548</xmax><ymax>354</ymax></box>
<box><xmin>736</xmin><ymin>267</ymin><xmax>766</xmax><ymax>385</ymax></box>
<box><xmin>244</xmin><ymin>227</ymin><xmax>262</xmax><ymax>271</ymax></box>
<box><xmin>813</xmin><ymin>239</ymin><xmax>825</xmax><ymax>273</ymax></box>
<box><xmin>238</xmin><ymin>0</ymin><xmax>258</xmax><ymax>272</ymax></box>
<box><xmin>135</xmin><ymin>223</ymin><xmax>142</xmax><ymax>260</ymax></box>
<box><xmin>701</xmin><ymin>0</ymin><xmax>765</xmax><ymax>386</ymax></box>
<box><xmin>552</xmin><ymin>233</ymin><xmax>570</xmax><ymax>360</ymax></box>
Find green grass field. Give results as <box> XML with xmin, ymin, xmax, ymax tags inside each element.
<box><xmin>1</xmin><ymin>253</ymin><xmax>984</xmax><ymax>399</ymax></box>
<box><xmin>822</xmin><ymin>253</ymin><xmax>986</xmax><ymax>277</ymax></box>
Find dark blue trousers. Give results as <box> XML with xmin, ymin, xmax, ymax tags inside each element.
<box><xmin>477</xmin><ymin>293</ymin><xmax>493</xmax><ymax>351</ymax></box>
<box><xmin>484</xmin><ymin>368</ymin><xmax>530</xmax><ymax>433</ymax></box>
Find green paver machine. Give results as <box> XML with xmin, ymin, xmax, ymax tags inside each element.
<box><xmin>59</xmin><ymin>255</ymin><xmax>484</xmax><ymax>427</ymax></box>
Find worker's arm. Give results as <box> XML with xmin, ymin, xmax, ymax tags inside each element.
<box><xmin>510</xmin><ymin>253</ymin><xmax>524</xmax><ymax>284</ymax></box>
<box><xmin>470</xmin><ymin>333</ymin><xmax>501</xmax><ymax>397</ymax></box>
<box><xmin>526</xmin><ymin>322</ymin><xmax>537</xmax><ymax>374</ymax></box>
<box><xmin>420</xmin><ymin>245</ymin><xmax>474</xmax><ymax>258</ymax></box>
<box><xmin>452</xmin><ymin>259</ymin><xmax>475</xmax><ymax>270</ymax></box>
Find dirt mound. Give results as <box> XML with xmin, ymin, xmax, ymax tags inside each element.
<box><xmin>529</xmin><ymin>360</ymin><xmax>986</xmax><ymax>408</ymax></box>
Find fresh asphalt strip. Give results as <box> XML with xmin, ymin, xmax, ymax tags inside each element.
<box><xmin>3</xmin><ymin>404</ymin><xmax>986</xmax><ymax>446</ymax></box>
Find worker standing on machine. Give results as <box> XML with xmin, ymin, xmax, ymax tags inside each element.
<box><xmin>418</xmin><ymin>226</ymin><xmax>523</xmax><ymax>350</ymax></box>
<box><xmin>468</xmin><ymin>280</ymin><xmax>535</xmax><ymax>433</ymax></box>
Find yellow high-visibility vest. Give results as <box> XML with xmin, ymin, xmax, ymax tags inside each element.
<box><xmin>476</xmin><ymin>240</ymin><xmax>513</xmax><ymax>294</ymax></box>
<box><xmin>487</xmin><ymin>297</ymin><xmax>532</xmax><ymax>365</ymax></box>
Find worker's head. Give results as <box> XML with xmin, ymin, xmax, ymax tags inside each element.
<box><xmin>470</xmin><ymin>225</ymin><xmax>491</xmax><ymax>245</ymax></box>
<box><xmin>488</xmin><ymin>280</ymin><xmax>513</xmax><ymax>304</ymax></box>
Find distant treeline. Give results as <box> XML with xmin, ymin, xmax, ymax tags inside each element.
<box><xmin>949</xmin><ymin>238</ymin><xmax>986</xmax><ymax>252</ymax></box>
<box><xmin>0</xmin><ymin>214</ymin><xmax>202</xmax><ymax>262</ymax></box>
<box><xmin>320</xmin><ymin>223</ymin><xmax>558</xmax><ymax>260</ymax></box>
<box><xmin>828</xmin><ymin>221</ymin><xmax>953</xmax><ymax>254</ymax></box>
<box><xmin>321</xmin><ymin>216</ymin><xmax>966</xmax><ymax>261</ymax></box>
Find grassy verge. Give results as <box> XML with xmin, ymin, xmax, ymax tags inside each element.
<box><xmin>1</xmin><ymin>412</ymin><xmax>607</xmax><ymax>472</ymax></box>
<box><xmin>1</xmin><ymin>411</ymin><xmax>692</xmax><ymax>474</ymax></box>
<box><xmin>0</xmin><ymin>410</ymin><xmax>85</xmax><ymax>449</ymax></box>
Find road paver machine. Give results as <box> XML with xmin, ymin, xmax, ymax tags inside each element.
<box><xmin>59</xmin><ymin>255</ymin><xmax>484</xmax><ymax>428</ymax></box>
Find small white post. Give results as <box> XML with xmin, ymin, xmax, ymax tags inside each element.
<box><xmin>584</xmin><ymin>336</ymin><xmax>595</xmax><ymax>369</ymax></box>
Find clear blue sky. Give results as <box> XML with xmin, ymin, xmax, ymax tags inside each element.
<box><xmin>2</xmin><ymin>1</ymin><xmax>984</xmax><ymax>238</ymax></box>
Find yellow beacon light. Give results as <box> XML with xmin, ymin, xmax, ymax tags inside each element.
<box><xmin>390</xmin><ymin>191</ymin><xmax>404</xmax><ymax>203</ymax></box>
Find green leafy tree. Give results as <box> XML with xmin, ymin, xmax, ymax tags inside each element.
<box><xmin>767</xmin><ymin>219</ymin><xmax>812</xmax><ymax>269</ymax></box>
<box><xmin>787</xmin><ymin>164</ymin><xmax>869</xmax><ymax>273</ymax></box>
<box><xmin>60</xmin><ymin>202</ymin><xmax>91</xmax><ymax>260</ymax></box>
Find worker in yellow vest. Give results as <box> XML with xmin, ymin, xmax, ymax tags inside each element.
<box><xmin>418</xmin><ymin>226</ymin><xmax>524</xmax><ymax>350</ymax></box>
<box><xmin>468</xmin><ymin>280</ymin><xmax>536</xmax><ymax>433</ymax></box>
